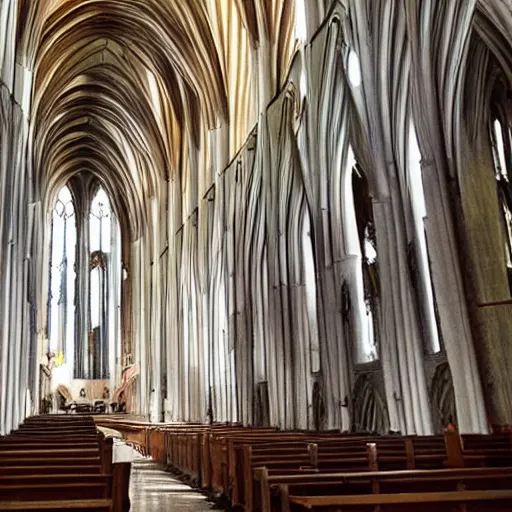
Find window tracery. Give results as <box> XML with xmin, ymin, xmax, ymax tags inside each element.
<box><xmin>86</xmin><ymin>187</ymin><xmax>120</xmax><ymax>380</ymax></box>
<box><xmin>48</xmin><ymin>186</ymin><xmax>76</xmax><ymax>371</ymax></box>
<box><xmin>407</xmin><ymin>122</ymin><xmax>442</xmax><ymax>354</ymax></box>
<box><xmin>491</xmin><ymin>117</ymin><xmax>512</xmax><ymax>294</ymax></box>
<box><xmin>352</xmin><ymin>166</ymin><xmax>379</xmax><ymax>363</ymax></box>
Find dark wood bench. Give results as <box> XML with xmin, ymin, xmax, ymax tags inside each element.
<box><xmin>90</xmin><ymin>418</ymin><xmax>512</xmax><ymax>512</ymax></box>
<box><xmin>233</xmin><ymin>437</ymin><xmax>449</xmax><ymax>510</ymax></box>
<box><xmin>283</xmin><ymin>489</ymin><xmax>512</xmax><ymax>511</ymax></box>
<box><xmin>0</xmin><ymin>462</ymin><xmax>130</xmax><ymax>510</ymax></box>
<box><xmin>0</xmin><ymin>465</ymin><xmax>103</xmax><ymax>476</ymax></box>
<box><xmin>0</xmin><ymin>416</ymin><xmax>130</xmax><ymax>512</ymax></box>
<box><xmin>0</xmin><ymin>441</ymin><xmax>100</xmax><ymax>450</ymax></box>
<box><xmin>446</xmin><ymin>430</ymin><xmax>512</xmax><ymax>468</ymax></box>
<box><xmin>0</xmin><ymin>500</ymin><xmax>113</xmax><ymax>511</ymax></box>
<box><xmin>253</xmin><ymin>466</ymin><xmax>512</xmax><ymax>512</ymax></box>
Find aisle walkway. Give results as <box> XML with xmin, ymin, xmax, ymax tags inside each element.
<box><xmin>117</xmin><ymin>443</ymin><xmax>221</xmax><ymax>512</ymax></box>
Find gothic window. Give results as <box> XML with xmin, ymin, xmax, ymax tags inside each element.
<box><xmin>407</xmin><ymin>121</ymin><xmax>442</xmax><ymax>354</ymax></box>
<box><xmin>352</xmin><ymin>165</ymin><xmax>379</xmax><ymax>363</ymax></box>
<box><xmin>87</xmin><ymin>187</ymin><xmax>121</xmax><ymax>379</ymax></box>
<box><xmin>430</xmin><ymin>362</ymin><xmax>457</xmax><ymax>434</ymax></box>
<box><xmin>347</xmin><ymin>50</ymin><xmax>362</xmax><ymax>88</ymax></box>
<box><xmin>302</xmin><ymin>212</ymin><xmax>320</xmax><ymax>372</ymax></box>
<box><xmin>351</xmin><ymin>375</ymin><xmax>389</xmax><ymax>434</ymax></box>
<box><xmin>48</xmin><ymin>185</ymin><xmax>76</xmax><ymax>378</ymax></box>
<box><xmin>295</xmin><ymin>0</ymin><xmax>307</xmax><ymax>41</ymax></box>
<box><xmin>361</xmin><ymin>222</ymin><xmax>379</xmax><ymax>360</ymax></box>
<box><xmin>312</xmin><ymin>379</ymin><xmax>326</xmax><ymax>431</ymax></box>
<box><xmin>491</xmin><ymin>117</ymin><xmax>512</xmax><ymax>294</ymax></box>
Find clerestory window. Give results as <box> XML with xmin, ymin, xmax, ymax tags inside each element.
<box><xmin>491</xmin><ymin>117</ymin><xmax>512</xmax><ymax>294</ymax></box>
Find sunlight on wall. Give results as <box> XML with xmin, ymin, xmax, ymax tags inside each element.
<box><xmin>408</xmin><ymin>121</ymin><xmax>441</xmax><ymax>354</ymax></box>
<box><xmin>90</xmin><ymin>187</ymin><xmax>112</xmax><ymax>253</ymax></box>
<box><xmin>302</xmin><ymin>213</ymin><xmax>320</xmax><ymax>372</ymax></box>
<box><xmin>295</xmin><ymin>0</ymin><xmax>308</xmax><ymax>42</ymax></box>
<box><xmin>49</xmin><ymin>186</ymin><xmax>76</xmax><ymax>365</ymax></box>
<box><xmin>493</xmin><ymin>119</ymin><xmax>509</xmax><ymax>179</ymax></box>
<box><xmin>147</xmin><ymin>69</ymin><xmax>163</xmax><ymax>128</ymax></box>
<box><xmin>348</xmin><ymin>50</ymin><xmax>362</xmax><ymax>88</ymax></box>
<box><xmin>344</xmin><ymin>146</ymin><xmax>379</xmax><ymax>364</ymax></box>
<box><xmin>300</xmin><ymin>70</ymin><xmax>307</xmax><ymax>101</ymax></box>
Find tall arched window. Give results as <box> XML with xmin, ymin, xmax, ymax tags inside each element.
<box><xmin>294</xmin><ymin>0</ymin><xmax>307</xmax><ymax>42</ymax></box>
<box><xmin>87</xmin><ymin>187</ymin><xmax>122</xmax><ymax>380</ymax></box>
<box><xmin>48</xmin><ymin>186</ymin><xmax>77</xmax><ymax>379</ymax></box>
<box><xmin>491</xmin><ymin>117</ymin><xmax>512</xmax><ymax>294</ymax></box>
<box><xmin>407</xmin><ymin>121</ymin><xmax>442</xmax><ymax>354</ymax></box>
<box><xmin>351</xmin><ymin>164</ymin><xmax>379</xmax><ymax>363</ymax></box>
<box><xmin>302</xmin><ymin>211</ymin><xmax>320</xmax><ymax>371</ymax></box>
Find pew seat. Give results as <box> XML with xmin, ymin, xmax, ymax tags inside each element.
<box><xmin>0</xmin><ymin>457</ymin><xmax>101</xmax><ymax>467</ymax></box>
<box><xmin>0</xmin><ymin>500</ymin><xmax>112</xmax><ymax>511</ymax></box>
<box><xmin>254</xmin><ymin>466</ymin><xmax>512</xmax><ymax>512</ymax></box>
<box><xmin>0</xmin><ymin>443</ymin><xmax>100</xmax><ymax>452</ymax></box>
<box><xmin>0</xmin><ymin>448</ymin><xmax>101</xmax><ymax>459</ymax></box>
<box><xmin>0</xmin><ymin>474</ymin><xmax>111</xmax><ymax>486</ymax></box>
<box><xmin>284</xmin><ymin>489</ymin><xmax>512</xmax><ymax>511</ymax></box>
<box><xmin>0</xmin><ymin>483</ymin><xmax>110</xmax><ymax>501</ymax></box>
<box><xmin>0</xmin><ymin>465</ymin><xmax>103</xmax><ymax>475</ymax></box>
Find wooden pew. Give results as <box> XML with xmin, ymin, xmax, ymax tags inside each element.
<box><xmin>0</xmin><ymin>463</ymin><xmax>129</xmax><ymax>510</ymax></box>
<box><xmin>0</xmin><ymin>482</ymin><xmax>111</xmax><ymax>501</ymax></box>
<box><xmin>0</xmin><ymin>448</ymin><xmax>102</xmax><ymax>459</ymax></box>
<box><xmin>154</xmin><ymin>424</ymin><xmax>446</xmax><ymax>508</ymax></box>
<box><xmin>237</xmin><ymin>433</ymin><xmax>510</xmax><ymax>511</ymax></box>
<box><xmin>0</xmin><ymin>463</ymin><xmax>130</xmax><ymax>511</ymax></box>
<box><xmin>90</xmin><ymin>417</ymin><xmax>512</xmax><ymax>512</ymax></box>
<box><xmin>254</xmin><ymin>466</ymin><xmax>512</xmax><ymax>512</ymax></box>
<box><xmin>282</xmin><ymin>489</ymin><xmax>512</xmax><ymax>512</ymax></box>
<box><xmin>211</xmin><ymin>430</ymin><xmax>349</xmax><ymax>496</ymax></box>
<box><xmin>232</xmin><ymin>435</ymin><xmax>447</xmax><ymax>510</ymax></box>
<box><xmin>446</xmin><ymin>430</ymin><xmax>512</xmax><ymax>468</ymax></box>
<box><xmin>0</xmin><ymin>416</ymin><xmax>130</xmax><ymax>512</ymax></box>
<box><xmin>0</xmin><ymin>500</ymin><xmax>113</xmax><ymax>511</ymax></box>
<box><xmin>0</xmin><ymin>465</ymin><xmax>103</xmax><ymax>476</ymax></box>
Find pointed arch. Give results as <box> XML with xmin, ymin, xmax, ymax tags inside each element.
<box><xmin>351</xmin><ymin>374</ymin><xmax>389</xmax><ymax>434</ymax></box>
<box><xmin>430</xmin><ymin>362</ymin><xmax>457</xmax><ymax>434</ymax></box>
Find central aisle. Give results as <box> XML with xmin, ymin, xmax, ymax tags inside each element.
<box><xmin>128</xmin><ymin>453</ymin><xmax>221</xmax><ymax>512</ymax></box>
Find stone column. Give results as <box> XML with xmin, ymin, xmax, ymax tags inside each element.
<box><xmin>75</xmin><ymin>210</ymin><xmax>90</xmax><ymax>378</ymax></box>
<box><xmin>421</xmin><ymin>158</ymin><xmax>488</xmax><ymax>433</ymax></box>
<box><xmin>150</xmin><ymin>198</ymin><xmax>162</xmax><ymax>422</ymax></box>
<box><xmin>372</xmin><ymin>188</ymin><xmax>433</xmax><ymax>435</ymax></box>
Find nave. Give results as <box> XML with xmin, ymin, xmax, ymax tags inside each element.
<box><xmin>2</xmin><ymin>0</ymin><xmax>512</xmax><ymax>510</ymax></box>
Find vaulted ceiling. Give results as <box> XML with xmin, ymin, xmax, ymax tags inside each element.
<box><xmin>12</xmin><ymin>0</ymin><xmax>512</xmax><ymax>238</ymax></box>
<box><xmin>18</xmin><ymin>0</ymin><xmax>295</xmax><ymax>237</ymax></box>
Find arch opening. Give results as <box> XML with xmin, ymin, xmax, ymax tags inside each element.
<box><xmin>48</xmin><ymin>182</ymin><xmax>122</xmax><ymax>404</ymax></box>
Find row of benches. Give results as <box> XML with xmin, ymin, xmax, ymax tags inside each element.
<box><xmin>95</xmin><ymin>418</ymin><xmax>512</xmax><ymax>511</ymax></box>
<box><xmin>0</xmin><ymin>415</ymin><xmax>131</xmax><ymax>512</ymax></box>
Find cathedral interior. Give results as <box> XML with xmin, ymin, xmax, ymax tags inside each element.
<box><xmin>1</xmin><ymin>0</ymin><xmax>512</xmax><ymax>440</ymax></box>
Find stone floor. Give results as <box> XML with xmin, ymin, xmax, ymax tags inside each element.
<box><xmin>126</xmin><ymin>448</ymin><xmax>222</xmax><ymax>512</ymax></box>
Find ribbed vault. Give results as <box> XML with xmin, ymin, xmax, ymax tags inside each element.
<box><xmin>29</xmin><ymin>1</ymin><xmax>224</xmax><ymax>239</ymax></box>
<box><xmin>23</xmin><ymin>0</ymin><xmax>295</xmax><ymax>239</ymax></box>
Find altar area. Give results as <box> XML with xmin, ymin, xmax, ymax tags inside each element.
<box><xmin>50</xmin><ymin>364</ymin><xmax>138</xmax><ymax>414</ymax></box>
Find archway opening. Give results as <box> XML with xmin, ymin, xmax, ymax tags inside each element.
<box><xmin>48</xmin><ymin>182</ymin><xmax>122</xmax><ymax>408</ymax></box>
<box><xmin>48</xmin><ymin>186</ymin><xmax>77</xmax><ymax>386</ymax></box>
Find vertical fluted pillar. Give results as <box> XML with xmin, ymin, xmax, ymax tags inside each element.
<box><xmin>421</xmin><ymin>160</ymin><xmax>488</xmax><ymax>432</ymax></box>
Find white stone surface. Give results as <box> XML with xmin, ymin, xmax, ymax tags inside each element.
<box><xmin>129</xmin><ymin>452</ymin><xmax>221</xmax><ymax>512</ymax></box>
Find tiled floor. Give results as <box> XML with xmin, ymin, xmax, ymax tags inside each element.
<box><xmin>127</xmin><ymin>450</ymin><xmax>222</xmax><ymax>511</ymax></box>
